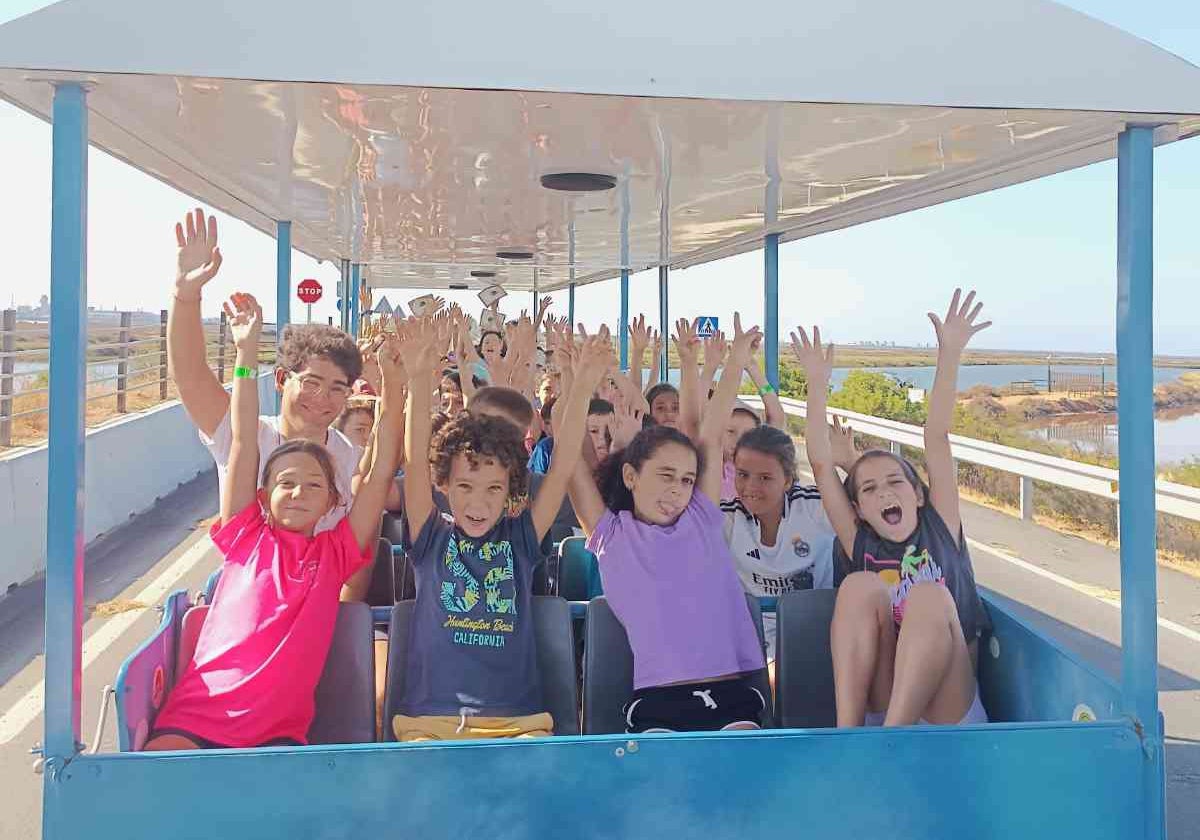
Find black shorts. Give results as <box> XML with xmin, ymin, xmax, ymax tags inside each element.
<box><xmin>622</xmin><ymin>678</ymin><xmax>766</xmax><ymax>733</ymax></box>
<box><xmin>147</xmin><ymin>728</ymin><xmax>303</xmax><ymax>750</ymax></box>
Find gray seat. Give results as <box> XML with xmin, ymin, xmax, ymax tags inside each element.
<box><xmin>382</xmin><ymin>596</ymin><xmax>579</xmax><ymax>739</ymax></box>
<box><xmin>364</xmin><ymin>537</ymin><xmax>397</xmax><ymax>606</ymax></box>
<box><xmin>774</xmin><ymin>588</ymin><xmax>838</xmax><ymax>729</ymax></box>
<box><xmin>582</xmin><ymin>594</ymin><xmax>773</xmax><ymax>735</ymax></box>
<box><xmin>308</xmin><ymin>601</ymin><xmax>377</xmax><ymax>744</ymax></box>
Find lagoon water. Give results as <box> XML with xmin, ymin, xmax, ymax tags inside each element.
<box><xmin>829</xmin><ymin>363</ymin><xmax>1193</xmax><ymax>391</ymax></box>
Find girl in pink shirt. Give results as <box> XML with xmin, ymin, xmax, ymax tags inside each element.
<box><xmin>569</xmin><ymin>315</ymin><xmax>767</xmax><ymax>734</ymax></box>
<box><xmin>145</xmin><ymin>292</ymin><xmax>406</xmax><ymax>750</ymax></box>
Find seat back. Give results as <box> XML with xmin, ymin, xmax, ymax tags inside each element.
<box><xmin>383</xmin><ymin>596</ymin><xmax>579</xmax><ymax>739</ymax></box>
<box><xmin>308</xmin><ymin>601</ymin><xmax>377</xmax><ymax>744</ymax></box>
<box><xmin>114</xmin><ymin>589</ymin><xmax>190</xmax><ymax>751</ymax></box>
<box><xmin>582</xmin><ymin>594</ymin><xmax>773</xmax><ymax>735</ymax></box>
<box><xmin>175</xmin><ymin>604</ymin><xmax>210</xmax><ymax>679</ymax></box>
<box><xmin>774</xmin><ymin>588</ymin><xmax>838</xmax><ymax>729</ymax></box>
<box><xmin>365</xmin><ymin>537</ymin><xmax>397</xmax><ymax>606</ymax></box>
<box><xmin>556</xmin><ymin>537</ymin><xmax>602</xmax><ymax>601</ymax></box>
<box><xmin>201</xmin><ymin>568</ymin><xmax>222</xmax><ymax>604</ymax></box>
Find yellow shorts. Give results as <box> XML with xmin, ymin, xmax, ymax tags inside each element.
<box><xmin>392</xmin><ymin>712</ymin><xmax>554</xmax><ymax>742</ymax></box>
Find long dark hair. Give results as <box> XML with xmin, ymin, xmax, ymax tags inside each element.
<box><xmin>599</xmin><ymin>425</ymin><xmax>705</xmax><ymax>513</ymax></box>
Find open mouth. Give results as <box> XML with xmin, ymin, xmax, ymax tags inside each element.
<box><xmin>465</xmin><ymin>514</ymin><xmax>490</xmax><ymax>529</ymax></box>
<box><xmin>881</xmin><ymin>504</ymin><xmax>903</xmax><ymax>526</ymax></box>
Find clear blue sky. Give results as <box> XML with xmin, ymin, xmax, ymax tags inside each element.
<box><xmin>0</xmin><ymin>0</ymin><xmax>1197</xmax><ymax>355</ymax></box>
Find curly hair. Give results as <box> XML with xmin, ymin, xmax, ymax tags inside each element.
<box><xmin>430</xmin><ymin>413</ymin><xmax>530</xmax><ymax>502</ymax></box>
<box><xmin>276</xmin><ymin>324</ymin><xmax>362</xmax><ymax>383</ymax></box>
<box><xmin>598</xmin><ymin>425</ymin><xmax>704</xmax><ymax>513</ymax></box>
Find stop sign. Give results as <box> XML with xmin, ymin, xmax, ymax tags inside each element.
<box><xmin>297</xmin><ymin>278</ymin><xmax>323</xmax><ymax>304</ymax></box>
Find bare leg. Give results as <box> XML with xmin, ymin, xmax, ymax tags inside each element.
<box><xmin>831</xmin><ymin>572</ymin><xmax>897</xmax><ymax>727</ymax></box>
<box><xmin>883</xmin><ymin>582</ymin><xmax>976</xmax><ymax>726</ymax></box>
<box><xmin>374</xmin><ymin>637</ymin><xmax>389</xmax><ymax>740</ymax></box>
<box><xmin>143</xmin><ymin>733</ymin><xmax>202</xmax><ymax>751</ymax></box>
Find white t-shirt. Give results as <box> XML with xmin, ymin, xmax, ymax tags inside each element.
<box><xmin>200</xmin><ymin>412</ymin><xmax>362</xmax><ymax>535</ymax></box>
<box><xmin>722</xmin><ymin>484</ymin><xmax>836</xmax><ymax>660</ymax></box>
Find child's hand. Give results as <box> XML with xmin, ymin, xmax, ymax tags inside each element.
<box><xmin>702</xmin><ymin>330</ymin><xmax>727</xmax><ymax>374</ymax></box>
<box><xmin>650</xmin><ymin>331</ymin><xmax>663</xmax><ymax>364</ymax></box>
<box><xmin>175</xmin><ymin>209</ymin><xmax>223</xmax><ymax>301</ymax></box>
<box><xmin>630</xmin><ymin>314</ymin><xmax>651</xmax><ymax>356</ymax></box>
<box><xmin>673</xmin><ymin>318</ymin><xmax>701</xmax><ymax>367</ymax></box>
<box><xmin>830</xmin><ymin>415</ymin><xmax>859</xmax><ymax>469</ymax></box>
<box><xmin>376</xmin><ymin>336</ymin><xmax>408</xmax><ymax>388</ymax></box>
<box><xmin>576</xmin><ymin>326</ymin><xmax>614</xmax><ymax>388</ymax></box>
<box><xmin>608</xmin><ymin>403</ymin><xmax>643</xmax><ymax>453</ymax></box>
<box><xmin>727</xmin><ymin>313</ymin><xmax>761</xmax><ymax>366</ymax></box>
<box><xmin>789</xmin><ymin>324</ymin><xmax>833</xmax><ymax>384</ymax></box>
<box><xmin>929</xmin><ymin>288</ymin><xmax>991</xmax><ymax>356</ymax></box>
<box><xmin>224</xmin><ymin>293</ymin><xmax>262</xmax><ymax>352</ymax></box>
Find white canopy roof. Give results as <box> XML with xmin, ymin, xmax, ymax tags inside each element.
<box><xmin>1</xmin><ymin>0</ymin><xmax>1199</xmax><ymax>291</ymax></box>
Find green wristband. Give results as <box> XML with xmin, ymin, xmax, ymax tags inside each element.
<box><xmin>233</xmin><ymin>366</ymin><xmax>257</xmax><ymax>379</ymax></box>
<box><xmin>759</xmin><ymin>383</ymin><xmax>776</xmax><ymax>395</ymax></box>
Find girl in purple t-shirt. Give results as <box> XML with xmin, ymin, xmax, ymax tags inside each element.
<box><xmin>569</xmin><ymin>315</ymin><xmax>767</xmax><ymax>733</ymax></box>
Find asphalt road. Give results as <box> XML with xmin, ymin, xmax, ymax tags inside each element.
<box><xmin>0</xmin><ymin>470</ymin><xmax>1197</xmax><ymax>839</ymax></box>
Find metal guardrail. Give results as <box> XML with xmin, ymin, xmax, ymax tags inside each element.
<box><xmin>0</xmin><ymin>309</ymin><xmax>278</xmax><ymax>447</ymax></box>
<box><xmin>741</xmin><ymin>394</ymin><xmax>1200</xmax><ymax>524</ymax></box>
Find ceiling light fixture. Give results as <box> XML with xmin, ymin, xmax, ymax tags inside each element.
<box><xmin>540</xmin><ymin>172</ymin><xmax>618</xmax><ymax>192</ymax></box>
<box><xmin>496</xmin><ymin>249</ymin><xmax>534</xmax><ymax>261</ymax></box>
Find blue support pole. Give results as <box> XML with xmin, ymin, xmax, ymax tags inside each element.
<box><xmin>275</xmin><ymin>221</ymin><xmax>291</xmax><ymax>347</ymax></box>
<box><xmin>567</xmin><ymin>284</ymin><xmax>576</xmax><ymax>328</ymax></box>
<box><xmin>349</xmin><ymin>263</ymin><xmax>361</xmax><ymax>339</ymax></box>
<box><xmin>764</xmin><ymin>233</ymin><xmax>780</xmax><ymax>390</ymax></box>
<box><xmin>338</xmin><ymin>258</ymin><xmax>350</xmax><ymax>332</ymax></box>
<box><xmin>43</xmin><ymin>82</ymin><xmax>88</xmax><ymax>767</ymax></box>
<box><xmin>658</xmin><ymin>265</ymin><xmax>669</xmax><ymax>380</ymax></box>
<box><xmin>1115</xmin><ymin>125</ymin><xmax>1162</xmax><ymax>836</ymax></box>
<box><xmin>619</xmin><ymin>269</ymin><xmax>630</xmax><ymax>370</ymax></box>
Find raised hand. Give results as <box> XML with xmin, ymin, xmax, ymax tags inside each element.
<box><xmin>175</xmin><ymin>209</ymin><xmax>223</xmax><ymax>301</ymax></box>
<box><xmin>630</xmin><ymin>314</ymin><xmax>651</xmax><ymax>356</ymax></box>
<box><xmin>727</xmin><ymin>312</ymin><xmax>762</xmax><ymax>366</ymax></box>
<box><xmin>224</xmin><ymin>292</ymin><xmax>262</xmax><ymax>352</ymax></box>
<box><xmin>575</xmin><ymin>328</ymin><xmax>615</xmax><ymax>388</ymax></box>
<box><xmin>673</xmin><ymin>318</ymin><xmax>700</xmax><ymax>367</ymax></box>
<box><xmin>830</xmin><ymin>414</ymin><xmax>859</xmax><ymax>470</ymax></box>
<box><xmin>789</xmin><ymin>324</ymin><xmax>833</xmax><ymax>384</ymax></box>
<box><xmin>608</xmin><ymin>403</ymin><xmax>643</xmax><ymax>453</ymax></box>
<box><xmin>929</xmin><ymin>288</ymin><xmax>991</xmax><ymax>356</ymax></box>
<box><xmin>376</xmin><ymin>335</ymin><xmax>409</xmax><ymax>385</ymax></box>
<box><xmin>702</xmin><ymin>330</ymin><xmax>727</xmax><ymax>374</ymax></box>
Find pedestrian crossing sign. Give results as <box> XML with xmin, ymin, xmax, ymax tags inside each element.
<box><xmin>695</xmin><ymin>316</ymin><xmax>719</xmax><ymax>338</ymax></box>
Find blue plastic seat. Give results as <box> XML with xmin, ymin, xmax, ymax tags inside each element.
<box><xmin>365</xmin><ymin>536</ymin><xmax>398</xmax><ymax>606</ymax></box>
<box><xmin>556</xmin><ymin>536</ymin><xmax>602</xmax><ymax>601</ymax></box>
<box><xmin>582</xmin><ymin>594</ymin><xmax>774</xmax><ymax>735</ymax></box>
<box><xmin>383</xmin><ymin>596</ymin><xmax>580</xmax><ymax>738</ymax></box>
<box><xmin>774</xmin><ymin>588</ymin><xmax>838</xmax><ymax>728</ymax></box>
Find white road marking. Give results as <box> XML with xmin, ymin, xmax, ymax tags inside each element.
<box><xmin>967</xmin><ymin>537</ymin><xmax>1200</xmax><ymax>645</ymax></box>
<box><xmin>0</xmin><ymin>533</ymin><xmax>213</xmax><ymax>745</ymax></box>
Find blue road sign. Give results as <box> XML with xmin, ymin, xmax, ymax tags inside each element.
<box><xmin>695</xmin><ymin>316</ymin><xmax>719</xmax><ymax>338</ymax></box>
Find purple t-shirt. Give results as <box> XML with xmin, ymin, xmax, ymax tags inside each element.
<box><xmin>586</xmin><ymin>493</ymin><xmax>765</xmax><ymax>690</ymax></box>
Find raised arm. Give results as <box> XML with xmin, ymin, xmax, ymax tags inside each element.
<box><xmin>925</xmin><ymin>288</ymin><xmax>991</xmax><ymax>540</ymax></box>
<box><xmin>532</xmin><ymin>329</ymin><xmax>611</xmax><ymax>541</ymax></box>
<box><xmin>699</xmin><ymin>330</ymin><xmax>727</xmax><ymax>416</ymax></box>
<box><xmin>403</xmin><ymin>319</ymin><xmax>440</xmax><ymax>536</ymax></box>
<box><xmin>169</xmin><ymin>209</ymin><xmax>230</xmax><ymax>437</ymax></box>
<box><xmin>348</xmin><ymin>338</ymin><xmax>410</xmax><ymax>552</ymax></box>
<box><xmin>644</xmin><ymin>332</ymin><xmax>663</xmax><ymax>394</ymax></box>
<box><xmin>220</xmin><ymin>293</ymin><xmax>262</xmax><ymax>525</ymax></box>
<box><xmin>627</xmin><ymin>314</ymin><xmax>650</xmax><ymax>396</ymax></box>
<box><xmin>744</xmin><ymin>345</ymin><xmax>786</xmax><ymax>429</ymax></box>
<box><xmin>674</xmin><ymin>318</ymin><xmax>702</xmax><ymax>440</ymax></box>
<box><xmin>698</xmin><ymin>314</ymin><xmax>757</xmax><ymax>503</ymax></box>
<box><xmin>791</xmin><ymin>326</ymin><xmax>858</xmax><ymax>556</ymax></box>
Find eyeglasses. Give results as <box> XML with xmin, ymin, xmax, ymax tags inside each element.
<box><xmin>287</xmin><ymin>373</ymin><xmax>351</xmax><ymax>400</ymax></box>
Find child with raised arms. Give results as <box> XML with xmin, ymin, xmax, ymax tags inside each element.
<box><xmin>791</xmin><ymin>288</ymin><xmax>991</xmax><ymax>728</ymax></box>
<box><xmin>394</xmin><ymin>319</ymin><xmax>612</xmax><ymax>741</ymax></box>
<box><xmin>146</xmin><ymin>293</ymin><xmax>404</xmax><ymax>750</ymax></box>
<box><xmin>569</xmin><ymin>315</ymin><xmax>767</xmax><ymax>734</ymax></box>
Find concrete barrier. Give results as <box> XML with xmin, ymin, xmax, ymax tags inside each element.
<box><xmin>0</xmin><ymin>375</ymin><xmax>274</xmax><ymax>592</ymax></box>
